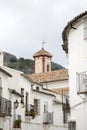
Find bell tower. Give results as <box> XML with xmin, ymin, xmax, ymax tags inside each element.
<box><xmin>33</xmin><ymin>45</ymin><xmax>52</xmax><ymax>74</ymax></box>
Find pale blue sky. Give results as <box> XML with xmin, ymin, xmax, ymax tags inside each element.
<box><xmin>0</xmin><ymin>0</ymin><xmax>87</xmax><ymax>68</ymax></box>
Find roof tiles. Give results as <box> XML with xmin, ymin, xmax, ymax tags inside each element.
<box><xmin>28</xmin><ymin>69</ymin><xmax>68</xmax><ymax>83</ymax></box>
<box><xmin>33</xmin><ymin>48</ymin><xmax>52</xmax><ymax>57</ymax></box>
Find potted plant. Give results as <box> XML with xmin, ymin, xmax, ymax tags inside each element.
<box><xmin>13</xmin><ymin>119</ymin><xmax>21</xmax><ymax>128</ymax></box>
<box><xmin>25</xmin><ymin>110</ymin><xmax>36</xmax><ymax>119</ymax></box>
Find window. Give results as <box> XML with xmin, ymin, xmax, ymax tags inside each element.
<box><xmin>21</xmin><ymin>88</ymin><xmax>24</xmax><ymax>104</ymax></box>
<box><xmin>44</xmin><ymin>102</ymin><xmax>48</xmax><ymax>113</ymax></box>
<box><xmin>34</xmin><ymin>99</ymin><xmax>40</xmax><ymax>115</ymax></box>
<box><xmin>47</xmin><ymin>65</ymin><xmax>50</xmax><ymax>72</ymax></box>
<box><xmin>63</xmin><ymin>109</ymin><xmax>68</xmax><ymax>123</ymax></box>
<box><xmin>18</xmin><ymin>115</ymin><xmax>21</xmax><ymax>121</ymax></box>
<box><xmin>66</xmin><ymin>98</ymin><xmax>69</xmax><ymax>105</ymax></box>
<box><xmin>68</xmin><ymin>122</ymin><xmax>76</xmax><ymax>130</ymax></box>
<box><xmin>25</xmin><ymin>92</ymin><xmax>29</xmax><ymax>112</ymax></box>
<box><xmin>77</xmin><ymin>71</ymin><xmax>87</xmax><ymax>93</ymax></box>
<box><xmin>63</xmin><ymin>99</ymin><xmax>70</xmax><ymax>124</ymax></box>
<box><xmin>36</xmin><ymin>86</ymin><xmax>39</xmax><ymax>91</ymax></box>
<box><xmin>83</xmin><ymin>17</ymin><xmax>87</xmax><ymax>40</ymax></box>
<box><xmin>44</xmin><ymin>105</ymin><xmax>47</xmax><ymax>113</ymax></box>
<box><xmin>30</xmin><ymin>104</ymin><xmax>34</xmax><ymax>111</ymax></box>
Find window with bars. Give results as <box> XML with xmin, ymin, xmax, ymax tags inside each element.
<box><xmin>34</xmin><ymin>99</ymin><xmax>40</xmax><ymax>115</ymax></box>
<box><xmin>0</xmin><ymin>96</ymin><xmax>11</xmax><ymax>115</ymax></box>
<box><xmin>21</xmin><ymin>88</ymin><xmax>24</xmax><ymax>104</ymax></box>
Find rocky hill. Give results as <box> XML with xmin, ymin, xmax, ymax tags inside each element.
<box><xmin>3</xmin><ymin>52</ymin><xmax>64</xmax><ymax>74</ymax></box>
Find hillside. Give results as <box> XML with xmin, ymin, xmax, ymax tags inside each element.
<box><xmin>3</xmin><ymin>52</ymin><xmax>64</xmax><ymax>74</ymax></box>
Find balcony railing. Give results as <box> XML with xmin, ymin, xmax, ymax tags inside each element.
<box><xmin>77</xmin><ymin>71</ymin><xmax>87</xmax><ymax>94</ymax></box>
<box><xmin>25</xmin><ymin>104</ymin><xmax>36</xmax><ymax>119</ymax></box>
<box><xmin>0</xmin><ymin>96</ymin><xmax>11</xmax><ymax>117</ymax></box>
<box><xmin>43</xmin><ymin>112</ymin><xmax>53</xmax><ymax>124</ymax></box>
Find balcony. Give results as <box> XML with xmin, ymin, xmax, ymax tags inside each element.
<box><xmin>77</xmin><ymin>71</ymin><xmax>87</xmax><ymax>94</ymax></box>
<box><xmin>25</xmin><ymin>104</ymin><xmax>35</xmax><ymax>119</ymax></box>
<box><xmin>25</xmin><ymin>110</ymin><xmax>35</xmax><ymax>119</ymax></box>
<box><xmin>0</xmin><ymin>96</ymin><xmax>11</xmax><ymax>117</ymax></box>
<box><xmin>43</xmin><ymin>112</ymin><xmax>53</xmax><ymax>124</ymax></box>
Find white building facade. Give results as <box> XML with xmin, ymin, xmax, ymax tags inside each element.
<box><xmin>0</xmin><ymin>42</ymin><xmax>70</xmax><ymax>130</ymax></box>
<box><xmin>0</xmin><ymin>65</ymin><xmax>68</xmax><ymax>130</ymax></box>
<box><xmin>0</xmin><ymin>68</ymin><xmax>12</xmax><ymax>130</ymax></box>
<box><xmin>62</xmin><ymin>11</ymin><xmax>87</xmax><ymax>130</ymax></box>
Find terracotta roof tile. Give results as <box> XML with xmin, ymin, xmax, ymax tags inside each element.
<box><xmin>28</xmin><ymin>69</ymin><xmax>68</xmax><ymax>83</ymax></box>
<box><xmin>51</xmin><ymin>87</ymin><xmax>69</xmax><ymax>95</ymax></box>
<box><xmin>33</xmin><ymin>48</ymin><xmax>52</xmax><ymax>57</ymax></box>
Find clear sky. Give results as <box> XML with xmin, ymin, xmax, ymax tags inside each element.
<box><xmin>0</xmin><ymin>0</ymin><xmax>87</xmax><ymax>68</ymax></box>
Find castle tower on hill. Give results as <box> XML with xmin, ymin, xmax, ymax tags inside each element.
<box><xmin>33</xmin><ymin>48</ymin><xmax>52</xmax><ymax>74</ymax></box>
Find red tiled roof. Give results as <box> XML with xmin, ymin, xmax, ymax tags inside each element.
<box><xmin>33</xmin><ymin>48</ymin><xmax>52</xmax><ymax>57</ymax></box>
<box><xmin>51</xmin><ymin>87</ymin><xmax>69</xmax><ymax>95</ymax></box>
<box><xmin>28</xmin><ymin>69</ymin><xmax>68</xmax><ymax>83</ymax></box>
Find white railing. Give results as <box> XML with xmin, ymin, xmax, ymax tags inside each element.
<box><xmin>77</xmin><ymin>71</ymin><xmax>87</xmax><ymax>93</ymax></box>
<box><xmin>43</xmin><ymin>112</ymin><xmax>53</xmax><ymax>124</ymax></box>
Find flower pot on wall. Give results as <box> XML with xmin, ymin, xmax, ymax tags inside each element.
<box><xmin>13</xmin><ymin>120</ymin><xmax>21</xmax><ymax>128</ymax></box>
<box><xmin>25</xmin><ymin>110</ymin><xmax>36</xmax><ymax>119</ymax></box>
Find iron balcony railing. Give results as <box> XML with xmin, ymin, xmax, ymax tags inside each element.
<box><xmin>43</xmin><ymin>112</ymin><xmax>53</xmax><ymax>124</ymax></box>
<box><xmin>77</xmin><ymin>71</ymin><xmax>87</xmax><ymax>94</ymax></box>
<box><xmin>0</xmin><ymin>96</ymin><xmax>11</xmax><ymax>116</ymax></box>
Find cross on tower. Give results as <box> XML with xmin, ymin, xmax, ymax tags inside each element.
<box><xmin>42</xmin><ymin>41</ymin><xmax>46</xmax><ymax>49</ymax></box>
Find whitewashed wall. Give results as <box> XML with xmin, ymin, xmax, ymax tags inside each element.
<box><xmin>0</xmin><ymin>66</ymin><xmax>68</xmax><ymax>130</ymax></box>
<box><xmin>68</xmin><ymin>19</ymin><xmax>87</xmax><ymax>130</ymax></box>
<box><xmin>43</xmin><ymin>80</ymin><xmax>68</xmax><ymax>89</ymax></box>
<box><xmin>0</xmin><ymin>70</ymin><xmax>11</xmax><ymax>129</ymax></box>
